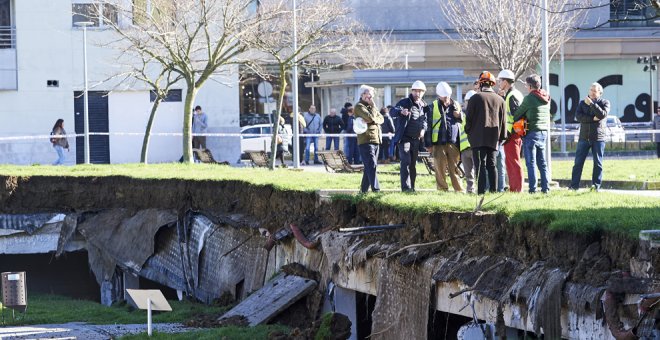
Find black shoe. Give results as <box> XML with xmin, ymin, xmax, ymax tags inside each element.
<box><xmin>314</xmin><ymin>161</ymin><xmax>322</xmax><ymax>165</ymax></box>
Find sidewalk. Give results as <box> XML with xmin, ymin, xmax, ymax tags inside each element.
<box><xmin>0</xmin><ymin>322</ymin><xmax>191</xmax><ymax>339</ymax></box>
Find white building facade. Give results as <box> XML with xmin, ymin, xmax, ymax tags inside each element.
<box><xmin>0</xmin><ymin>0</ymin><xmax>241</xmax><ymax>165</ymax></box>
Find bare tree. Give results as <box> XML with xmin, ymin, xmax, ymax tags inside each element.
<box><xmin>101</xmin><ymin>0</ymin><xmax>273</xmax><ymax>163</ymax></box>
<box><xmin>440</xmin><ymin>0</ymin><xmax>590</xmax><ymax>80</ymax></box>
<box><xmin>249</xmin><ymin>0</ymin><xmax>357</xmax><ymax>170</ymax></box>
<box><xmin>342</xmin><ymin>30</ymin><xmax>407</xmax><ymax>70</ymax></box>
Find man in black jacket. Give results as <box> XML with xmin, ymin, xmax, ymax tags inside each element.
<box><xmin>391</xmin><ymin>80</ymin><xmax>430</xmax><ymax>192</ymax></box>
<box><xmin>379</xmin><ymin>107</ymin><xmax>395</xmax><ymax>161</ymax></box>
<box><xmin>323</xmin><ymin>108</ymin><xmax>345</xmax><ymax>150</ymax></box>
<box><xmin>570</xmin><ymin>82</ymin><xmax>610</xmax><ymax>191</ymax></box>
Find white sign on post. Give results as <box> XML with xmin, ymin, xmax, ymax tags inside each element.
<box><xmin>126</xmin><ymin>289</ymin><xmax>172</xmax><ymax>336</ymax></box>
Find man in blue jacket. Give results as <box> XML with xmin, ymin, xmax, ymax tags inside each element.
<box><xmin>391</xmin><ymin>80</ymin><xmax>429</xmax><ymax>192</ymax></box>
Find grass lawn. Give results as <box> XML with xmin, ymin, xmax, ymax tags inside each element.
<box><xmin>0</xmin><ymin>294</ymin><xmax>288</xmax><ymax>339</ymax></box>
<box><xmin>120</xmin><ymin>326</ymin><xmax>289</xmax><ymax>340</ymax></box>
<box><xmin>380</xmin><ymin>159</ymin><xmax>660</xmax><ymax>182</ymax></box>
<box><xmin>0</xmin><ymin>294</ymin><xmax>228</xmax><ymax>326</ymax></box>
<box><xmin>0</xmin><ymin>163</ymin><xmax>658</xmax><ymax>238</ymax></box>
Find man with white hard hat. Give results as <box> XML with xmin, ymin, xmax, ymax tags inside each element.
<box><xmin>424</xmin><ymin>82</ymin><xmax>464</xmax><ymax>192</ymax></box>
<box><xmin>497</xmin><ymin>69</ymin><xmax>525</xmax><ymax>192</ymax></box>
<box><xmin>391</xmin><ymin>80</ymin><xmax>430</xmax><ymax>192</ymax></box>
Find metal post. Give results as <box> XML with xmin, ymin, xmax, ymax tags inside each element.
<box><xmin>541</xmin><ymin>0</ymin><xmax>551</xmax><ymax>179</ymax></box>
<box><xmin>76</xmin><ymin>21</ymin><xmax>94</xmax><ymax>164</ymax></box>
<box><xmin>560</xmin><ymin>44</ymin><xmax>566</xmax><ymax>153</ymax></box>
<box><xmin>311</xmin><ymin>70</ymin><xmax>315</xmax><ymax>106</ymax></box>
<box><xmin>650</xmin><ymin>54</ymin><xmax>655</xmax><ymax>123</ymax></box>
<box><xmin>147</xmin><ymin>297</ymin><xmax>152</xmax><ymax>336</ymax></box>
<box><xmin>292</xmin><ymin>0</ymin><xmax>300</xmax><ymax>168</ymax></box>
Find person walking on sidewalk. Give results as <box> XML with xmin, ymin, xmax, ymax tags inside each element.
<box><xmin>50</xmin><ymin>118</ymin><xmax>69</xmax><ymax>165</ymax></box>
<box><xmin>425</xmin><ymin>81</ymin><xmax>463</xmax><ymax>192</ymax></box>
<box><xmin>391</xmin><ymin>80</ymin><xmax>430</xmax><ymax>192</ymax></box>
<box><xmin>303</xmin><ymin>105</ymin><xmax>322</xmax><ymax>164</ymax></box>
<box><xmin>355</xmin><ymin>85</ymin><xmax>384</xmax><ymax>193</ymax></box>
<box><xmin>497</xmin><ymin>69</ymin><xmax>525</xmax><ymax>192</ymax></box>
<box><xmin>569</xmin><ymin>82</ymin><xmax>611</xmax><ymax>191</ymax></box>
<box><xmin>192</xmin><ymin>105</ymin><xmax>208</xmax><ymax>149</ymax></box>
<box><xmin>514</xmin><ymin>74</ymin><xmax>551</xmax><ymax>194</ymax></box>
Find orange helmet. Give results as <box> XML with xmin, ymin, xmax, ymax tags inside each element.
<box><xmin>478</xmin><ymin>71</ymin><xmax>496</xmax><ymax>86</ymax></box>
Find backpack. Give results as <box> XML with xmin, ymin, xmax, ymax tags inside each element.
<box><xmin>512</xmin><ymin>118</ymin><xmax>527</xmax><ymax>136</ymax></box>
<box><xmin>49</xmin><ymin>131</ymin><xmax>57</xmax><ymax>144</ymax></box>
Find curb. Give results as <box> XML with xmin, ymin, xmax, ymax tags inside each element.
<box><xmin>555</xmin><ymin>179</ymin><xmax>660</xmax><ymax>190</ymax></box>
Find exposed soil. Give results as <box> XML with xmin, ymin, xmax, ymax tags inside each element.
<box><xmin>0</xmin><ymin>175</ymin><xmax>653</xmax><ymax>288</ymax></box>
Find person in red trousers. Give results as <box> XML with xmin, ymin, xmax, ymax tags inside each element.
<box><xmin>497</xmin><ymin>70</ymin><xmax>525</xmax><ymax>192</ymax></box>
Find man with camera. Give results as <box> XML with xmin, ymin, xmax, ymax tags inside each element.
<box><xmin>391</xmin><ymin>80</ymin><xmax>430</xmax><ymax>192</ymax></box>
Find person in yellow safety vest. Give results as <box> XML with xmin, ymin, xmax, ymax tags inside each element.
<box><xmin>424</xmin><ymin>82</ymin><xmax>464</xmax><ymax>192</ymax></box>
<box><xmin>497</xmin><ymin>69</ymin><xmax>525</xmax><ymax>192</ymax></box>
<box><xmin>459</xmin><ymin>90</ymin><xmax>477</xmax><ymax>193</ymax></box>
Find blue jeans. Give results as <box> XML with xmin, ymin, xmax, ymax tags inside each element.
<box><xmin>326</xmin><ymin>136</ymin><xmax>339</xmax><ymax>150</ymax></box>
<box><xmin>359</xmin><ymin>143</ymin><xmax>380</xmax><ymax>193</ymax></box>
<box><xmin>570</xmin><ymin>140</ymin><xmax>605</xmax><ymax>189</ymax></box>
<box><xmin>345</xmin><ymin>137</ymin><xmax>360</xmax><ymax>164</ymax></box>
<box><xmin>304</xmin><ymin>136</ymin><xmax>319</xmax><ymax>163</ymax></box>
<box><xmin>496</xmin><ymin>143</ymin><xmax>506</xmax><ymax>192</ymax></box>
<box><xmin>53</xmin><ymin>145</ymin><xmax>66</xmax><ymax>165</ymax></box>
<box><xmin>523</xmin><ymin>130</ymin><xmax>549</xmax><ymax>193</ymax></box>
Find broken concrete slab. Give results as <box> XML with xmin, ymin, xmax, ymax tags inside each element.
<box><xmin>219</xmin><ymin>273</ymin><xmax>317</xmax><ymax>326</ymax></box>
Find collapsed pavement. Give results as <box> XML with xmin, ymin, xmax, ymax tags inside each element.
<box><xmin>0</xmin><ymin>175</ymin><xmax>658</xmax><ymax>339</ymax></box>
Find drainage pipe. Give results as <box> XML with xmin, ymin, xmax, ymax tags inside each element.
<box><xmin>290</xmin><ymin>223</ymin><xmax>319</xmax><ymax>249</ymax></box>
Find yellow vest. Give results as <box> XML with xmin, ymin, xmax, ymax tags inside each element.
<box><xmin>431</xmin><ymin>100</ymin><xmax>442</xmax><ymax>143</ymax></box>
<box><xmin>505</xmin><ymin>89</ymin><xmax>524</xmax><ymax>133</ymax></box>
<box><xmin>459</xmin><ymin>112</ymin><xmax>470</xmax><ymax>152</ymax></box>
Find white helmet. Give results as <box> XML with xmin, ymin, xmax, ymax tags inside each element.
<box><xmin>497</xmin><ymin>69</ymin><xmax>515</xmax><ymax>80</ymax></box>
<box><xmin>411</xmin><ymin>80</ymin><xmax>426</xmax><ymax>92</ymax></box>
<box><xmin>436</xmin><ymin>82</ymin><xmax>452</xmax><ymax>97</ymax></box>
<box><xmin>464</xmin><ymin>90</ymin><xmax>477</xmax><ymax>101</ymax></box>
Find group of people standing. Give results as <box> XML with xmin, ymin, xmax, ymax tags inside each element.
<box><xmin>353</xmin><ymin>69</ymin><xmax>612</xmax><ymax>194</ymax></box>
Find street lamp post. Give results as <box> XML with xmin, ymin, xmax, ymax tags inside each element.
<box><xmin>75</xmin><ymin>21</ymin><xmax>94</xmax><ymax>164</ymax></box>
<box><xmin>637</xmin><ymin>55</ymin><xmax>659</xmax><ymax>122</ymax></box>
<box><xmin>292</xmin><ymin>0</ymin><xmax>300</xmax><ymax>168</ymax></box>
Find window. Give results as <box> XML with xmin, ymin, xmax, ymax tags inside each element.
<box><xmin>242</xmin><ymin>127</ymin><xmax>260</xmax><ymax>139</ymax></box>
<box><xmin>0</xmin><ymin>0</ymin><xmax>10</xmax><ymax>27</ymax></box>
<box><xmin>72</xmin><ymin>3</ymin><xmax>119</xmax><ymax>28</ymax></box>
<box><xmin>610</xmin><ymin>0</ymin><xmax>660</xmax><ymax>27</ymax></box>
<box><xmin>149</xmin><ymin>89</ymin><xmax>182</xmax><ymax>102</ymax></box>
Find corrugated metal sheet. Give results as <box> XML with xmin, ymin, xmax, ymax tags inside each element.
<box><xmin>0</xmin><ymin>213</ymin><xmax>64</xmax><ymax>234</ymax></box>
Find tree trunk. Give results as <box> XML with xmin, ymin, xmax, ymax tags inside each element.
<box><xmin>140</xmin><ymin>97</ymin><xmax>163</xmax><ymax>164</ymax></box>
<box><xmin>182</xmin><ymin>86</ymin><xmax>198</xmax><ymax>163</ymax></box>
<box><xmin>269</xmin><ymin>65</ymin><xmax>289</xmax><ymax>170</ymax></box>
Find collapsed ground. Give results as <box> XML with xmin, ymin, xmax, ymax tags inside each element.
<box><xmin>1</xmin><ymin>174</ymin><xmax>658</xmax><ymax>338</ymax></box>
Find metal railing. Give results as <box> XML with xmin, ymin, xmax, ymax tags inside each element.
<box><xmin>0</xmin><ymin>26</ymin><xmax>16</xmax><ymax>49</ymax></box>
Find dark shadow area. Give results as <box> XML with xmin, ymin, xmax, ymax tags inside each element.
<box><xmin>427</xmin><ymin>310</ymin><xmax>472</xmax><ymax>340</ymax></box>
<box><xmin>356</xmin><ymin>291</ymin><xmax>376</xmax><ymax>340</ymax></box>
<box><xmin>138</xmin><ymin>276</ymin><xmax>178</xmax><ymax>300</ymax></box>
<box><xmin>0</xmin><ymin>251</ymin><xmax>99</xmax><ymax>301</ymax></box>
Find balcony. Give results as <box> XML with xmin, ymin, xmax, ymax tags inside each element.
<box><xmin>0</xmin><ymin>26</ymin><xmax>17</xmax><ymax>90</ymax></box>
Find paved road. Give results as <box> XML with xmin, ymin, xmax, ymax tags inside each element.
<box><xmin>0</xmin><ymin>322</ymin><xmax>191</xmax><ymax>339</ymax></box>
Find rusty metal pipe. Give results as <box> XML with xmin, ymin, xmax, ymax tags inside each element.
<box><xmin>290</xmin><ymin>223</ymin><xmax>319</xmax><ymax>249</ymax></box>
<box><xmin>603</xmin><ymin>290</ymin><xmax>638</xmax><ymax>340</ymax></box>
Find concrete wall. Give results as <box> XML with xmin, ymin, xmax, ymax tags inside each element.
<box><xmin>0</xmin><ymin>0</ymin><xmax>240</xmax><ymax>165</ymax></box>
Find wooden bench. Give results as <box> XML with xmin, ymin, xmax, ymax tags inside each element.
<box><xmin>418</xmin><ymin>152</ymin><xmax>435</xmax><ymax>175</ymax></box>
<box><xmin>244</xmin><ymin>150</ymin><xmax>270</xmax><ymax>168</ymax></box>
<box><xmin>317</xmin><ymin>150</ymin><xmax>364</xmax><ymax>173</ymax></box>
<box><xmin>193</xmin><ymin>148</ymin><xmax>229</xmax><ymax>165</ymax></box>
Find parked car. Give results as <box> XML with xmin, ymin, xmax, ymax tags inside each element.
<box><xmin>574</xmin><ymin>116</ymin><xmax>625</xmax><ymax>142</ymax></box>
<box><xmin>240</xmin><ymin>123</ymin><xmax>292</xmax><ymax>154</ymax></box>
<box><xmin>241</xmin><ymin>124</ymin><xmax>272</xmax><ymax>153</ymax></box>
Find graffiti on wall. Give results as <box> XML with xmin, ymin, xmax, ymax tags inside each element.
<box><xmin>548</xmin><ymin>60</ymin><xmax>657</xmax><ymax>124</ymax></box>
